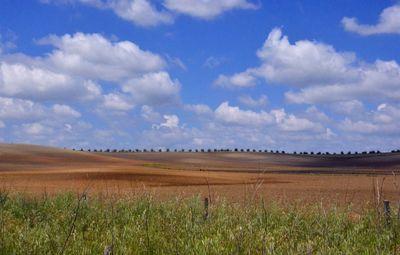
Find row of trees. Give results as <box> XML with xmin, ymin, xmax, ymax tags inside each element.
<box><xmin>72</xmin><ymin>148</ymin><xmax>400</xmax><ymax>155</ymax></box>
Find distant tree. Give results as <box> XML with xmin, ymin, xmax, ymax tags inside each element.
<box><xmin>316</xmin><ymin>152</ymin><xmax>321</xmax><ymax>155</ymax></box>
<box><xmin>281</xmin><ymin>151</ymin><xmax>286</xmax><ymax>154</ymax></box>
<box><xmin>377</xmin><ymin>150</ymin><xmax>381</xmax><ymax>154</ymax></box>
<box><xmin>293</xmin><ymin>151</ymin><xmax>297</xmax><ymax>154</ymax></box>
<box><xmin>195</xmin><ymin>149</ymin><xmax>198</xmax><ymax>152</ymax></box>
<box><xmin>166</xmin><ymin>148</ymin><xmax>170</xmax><ymax>152</ymax></box>
<box><xmin>93</xmin><ymin>149</ymin><xmax>97</xmax><ymax>152</ymax></box>
<box><xmin>188</xmin><ymin>149</ymin><xmax>192</xmax><ymax>152</ymax></box>
<box><xmin>143</xmin><ymin>149</ymin><xmax>147</xmax><ymax>152</ymax></box>
<box><xmin>310</xmin><ymin>152</ymin><xmax>314</xmax><ymax>155</ymax></box>
<box><xmin>340</xmin><ymin>151</ymin><xmax>344</xmax><ymax>155</ymax></box>
<box><xmin>201</xmin><ymin>149</ymin><xmax>204</xmax><ymax>152</ymax></box>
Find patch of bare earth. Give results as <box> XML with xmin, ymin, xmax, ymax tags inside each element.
<box><xmin>0</xmin><ymin>144</ymin><xmax>399</xmax><ymax>208</ymax></box>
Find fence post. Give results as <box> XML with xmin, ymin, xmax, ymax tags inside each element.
<box><xmin>204</xmin><ymin>197</ymin><xmax>209</xmax><ymax>220</ymax></box>
<box><xmin>398</xmin><ymin>200</ymin><xmax>400</xmax><ymax>221</ymax></box>
<box><xmin>383</xmin><ymin>200</ymin><xmax>391</xmax><ymax>226</ymax></box>
<box><xmin>103</xmin><ymin>245</ymin><xmax>112</xmax><ymax>255</ymax></box>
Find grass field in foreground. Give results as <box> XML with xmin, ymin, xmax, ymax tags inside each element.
<box><xmin>0</xmin><ymin>192</ymin><xmax>399</xmax><ymax>254</ymax></box>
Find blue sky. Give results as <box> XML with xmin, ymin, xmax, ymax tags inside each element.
<box><xmin>0</xmin><ymin>0</ymin><xmax>400</xmax><ymax>152</ymax></box>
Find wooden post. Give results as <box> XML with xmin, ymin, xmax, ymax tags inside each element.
<box><xmin>383</xmin><ymin>200</ymin><xmax>391</xmax><ymax>225</ymax></box>
<box><xmin>398</xmin><ymin>200</ymin><xmax>400</xmax><ymax>221</ymax></box>
<box><xmin>103</xmin><ymin>245</ymin><xmax>112</xmax><ymax>255</ymax></box>
<box><xmin>204</xmin><ymin>197</ymin><xmax>209</xmax><ymax>220</ymax></box>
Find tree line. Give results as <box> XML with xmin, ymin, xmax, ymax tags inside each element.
<box><xmin>71</xmin><ymin>148</ymin><xmax>400</xmax><ymax>156</ymax></box>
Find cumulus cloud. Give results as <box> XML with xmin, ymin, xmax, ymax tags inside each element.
<box><xmin>0</xmin><ymin>97</ymin><xmax>46</xmax><ymax>121</ymax></box>
<box><xmin>39</xmin><ymin>32</ymin><xmax>165</xmax><ymax>82</ymax></box>
<box><xmin>42</xmin><ymin>0</ymin><xmax>258</xmax><ymax>26</ymax></box>
<box><xmin>238</xmin><ymin>95</ymin><xmax>267</xmax><ymax>108</ymax></box>
<box><xmin>141</xmin><ymin>105</ymin><xmax>161</xmax><ymax>122</ymax></box>
<box><xmin>342</xmin><ymin>4</ymin><xmax>400</xmax><ymax>35</ymax></box>
<box><xmin>122</xmin><ymin>72</ymin><xmax>180</xmax><ymax>106</ymax></box>
<box><xmin>109</xmin><ymin>0</ymin><xmax>173</xmax><ymax>26</ymax></box>
<box><xmin>21</xmin><ymin>122</ymin><xmax>54</xmax><ymax>136</ymax></box>
<box><xmin>271</xmin><ymin>109</ymin><xmax>322</xmax><ymax>132</ymax></box>
<box><xmin>0</xmin><ymin>62</ymin><xmax>95</xmax><ymax>101</ymax></box>
<box><xmin>164</xmin><ymin>0</ymin><xmax>258</xmax><ymax>19</ymax></box>
<box><xmin>160</xmin><ymin>114</ymin><xmax>180</xmax><ymax>128</ymax></box>
<box><xmin>214</xmin><ymin>101</ymin><xmax>274</xmax><ymax>126</ymax></box>
<box><xmin>184</xmin><ymin>104</ymin><xmax>212</xmax><ymax>115</ymax></box>
<box><xmin>102</xmin><ymin>93</ymin><xmax>134</xmax><ymax>111</ymax></box>
<box><xmin>0</xmin><ymin>97</ymin><xmax>82</xmax><ymax>123</ymax></box>
<box><xmin>52</xmin><ymin>104</ymin><xmax>81</xmax><ymax>118</ymax></box>
<box><xmin>285</xmin><ymin>60</ymin><xmax>400</xmax><ymax>104</ymax></box>
<box><xmin>214</xmin><ymin>71</ymin><xmax>257</xmax><ymax>88</ymax></box>
<box><xmin>217</xmin><ymin>28</ymin><xmax>357</xmax><ymax>88</ymax></box>
<box><xmin>217</xmin><ymin>28</ymin><xmax>400</xmax><ymax>106</ymax></box>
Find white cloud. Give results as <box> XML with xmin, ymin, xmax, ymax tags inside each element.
<box><xmin>217</xmin><ymin>28</ymin><xmax>400</xmax><ymax>106</ymax></box>
<box><xmin>214</xmin><ymin>101</ymin><xmax>273</xmax><ymax>126</ymax></box>
<box><xmin>159</xmin><ymin>114</ymin><xmax>179</xmax><ymax>129</ymax></box>
<box><xmin>43</xmin><ymin>0</ymin><xmax>258</xmax><ymax>26</ymax></box>
<box><xmin>109</xmin><ymin>0</ymin><xmax>173</xmax><ymax>27</ymax></box>
<box><xmin>102</xmin><ymin>93</ymin><xmax>134</xmax><ymax>111</ymax></box>
<box><xmin>141</xmin><ymin>105</ymin><xmax>161</xmax><ymax>122</ymax></box>
<box><xmin>122</xmin><ymin>72</ymin><xmax>180</xmax><ymax>105</ymax></box>
<box><xmin>285</xmin><ymin>60</ymin><xmax>400</xmax><ymax>104</ymax></box>
<box><xmin>42</xmin><ymin>0</ymin><xmax>173</xmax><ymax>27</ymax></box>
<box><xmin>330</xmin><ymin>100</ymin><xmax>364</xmax><ymax>115</ymax></box>
<box><xmin>254</xmin><ymin>28</ymin><xmax>357</xmax><ymax>87</ymax></box>
<box><xmin>0</xmin><ymin>97</ymin><xmax>46</xmax><ymax>121</ymax></box>
<box><xmin>238</xmin><ymin>95</ymin><xmax>267</xmax><ymax>108</ymax></box>
<box><xmin>215</xmin><ymin>28</ymin><xmax>358</xmax><ymax>88</ymax></box>
<box><xmin>342</xmin><ymin>4</ymin><xmax>400</xmax><ymax>35</ymax></box>
<box><xmin>52</xmin><ymin>104</ymin><xmax>81</xmax><ymax>118</ymax></box>
<box><xmin>341</xmin><ymin>119</ymin><xmax>379</xmax><ymax>134</ymax></box>
<box><xmin>0</xmin><ymin>62</ymin><xmax>94</xmax><ymax>101</ymax></box>
<box><xmin>304</xmin><ymin>106</ymin><xmax>330</xmax><ymax>123</ymax></box>
<box><xmin>271</xmin><ymin>109</ymin><xmax>322</xmax><ymax>132</ymax></box>
<box><xmin>214</xmin><ymin>71</ymin><xmax>257</xmax><ymax>88</ymax></box>
<box><xmin>163</xmin><ymin>0</ymin><xmax>258</xmax><ymax>19</ymax></box>
<box><xmin>184</xmin><ymin>104</ymin><xmax>212</xmax><ymax>115</ymax></box>
<box><xmin>39</xmin><ymin>32</ymin><xmax>165</xmax><ymax>82</ymax></box>
<box><xmin>21</xmin><ymin>122</ymin><xmax>54</xmax><ymax>136</ymax></box>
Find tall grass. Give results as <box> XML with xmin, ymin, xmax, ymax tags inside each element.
<box><xmin>0</xmin><ymin>192</ymin><xmax>399</xmax><ymax>254</ymax></box>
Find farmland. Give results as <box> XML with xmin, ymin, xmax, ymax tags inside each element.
<box><xmin>1</xmin><ymin>144</ymin><xmax>400</xmax><ymax>254</ymax></box>
<box><xmin>0</xmin><ymin>144</ymin><xmax>399</xmax><ymax>206</ymax></box>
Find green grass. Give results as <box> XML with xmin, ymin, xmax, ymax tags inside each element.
<box><xmin>0</xmin><ymin>192</ymin><xmax>399</xmax><ymax>254</ymax></box>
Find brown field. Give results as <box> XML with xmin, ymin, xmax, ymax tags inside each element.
<box><xmin>1</xmin><ymin>144</ymin><xmax>400</xmax><ymax>207</ymax></box>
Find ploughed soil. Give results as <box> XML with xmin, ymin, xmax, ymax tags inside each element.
<box><xmin>1</xmin><ymin>144</ymin><xmax>400</xmax><ymax>207</ymax></box>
